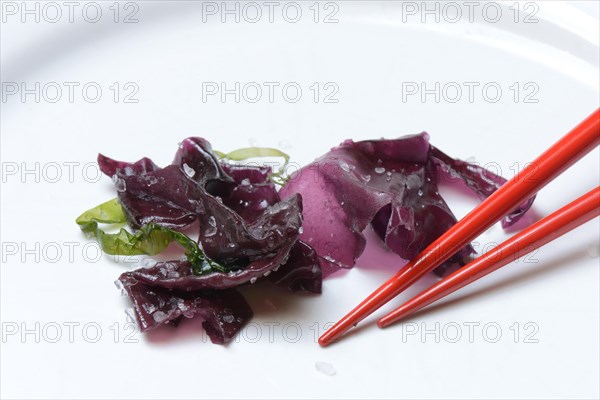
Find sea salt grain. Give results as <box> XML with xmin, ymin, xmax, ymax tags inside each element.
<box><xmin>315</xmin><ymin>362</ymin><xmax>336</xmax><ymax>376</ymax></box>
<box><xmin>339</xmin><ymin>160</ymin><xmax>350</xmax><ymax>172</ymax></box>
<box><xmin>141</xmin><ymin>258</ymin><xmax>157</xmax><ymax>268</ymax></box>
<box><xmin>183</xmin><ymin>163</ymin><xmax>196</xmax><ymax>178</ymax></box>
<box><xmin>205</xmin><ymin>216</ymin><xmax>218</xmax><ymax>237</ymax></box>
<box><xmin>152</xmin><ymin>311</ymin><xmax>168</xmax><ymax>323</ymax></box>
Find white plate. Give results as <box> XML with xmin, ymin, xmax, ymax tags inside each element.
<box><xmin>1</xmin><ymin>1</ymin><xmax>599</xmax><ymax>399</ymax></box>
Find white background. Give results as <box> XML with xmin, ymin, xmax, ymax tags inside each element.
<box><xmin>1</xmin><ymin>1</ymin><xmax>599</xmax><ymax>399</ymax></box>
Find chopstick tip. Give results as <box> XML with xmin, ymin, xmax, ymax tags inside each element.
<box><xmin>378</xmin><ymin>307</ymin><xmax>409</xmax><ymax>328</ymax></box>
<box><xmin>318</xmin><ymin>323</ymin><xmax>345</xmax><ymax>347</ymax></box>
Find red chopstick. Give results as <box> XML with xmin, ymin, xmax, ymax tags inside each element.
<box><xmin>319</xmin><ymin>108</ymin><xmax>600</xmax><ymax>347</ymax></box>
<box><xmin>378</xmin><ymin>186</ymin><xmax>600</xmax><ymax>327</ymax></box>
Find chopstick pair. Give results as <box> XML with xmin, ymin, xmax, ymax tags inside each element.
<box><xmin>378</xmin><ymin>185</ymin><xmax>599</xmax><ymax>327</ymax></box>
<box><xmin>319</xmin><ymin>108</ymin><xmax>600</xmax><ymax>347</ymax></box>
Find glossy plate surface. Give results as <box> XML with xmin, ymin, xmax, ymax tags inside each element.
<box><xmin>1</xmin><ymin>2</ymin><xmax>599</xmax><ymax>398</ymax></box>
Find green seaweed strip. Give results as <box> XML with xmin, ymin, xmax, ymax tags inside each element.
<box><xmin>75</xmin><ymin>198</ymin><xmax>223</xmax><ymax>274</ymax></box>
